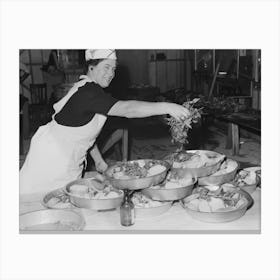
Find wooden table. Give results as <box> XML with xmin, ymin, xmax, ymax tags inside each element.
<box><xmin>215</xmin><ymin>112</ymin><xmax>261</xmax><ymax>155</ymax></box>
<box><xmin>20</xmin><ymin>189</ymin><xmax>261</xmax><ymax>233</ymax></box>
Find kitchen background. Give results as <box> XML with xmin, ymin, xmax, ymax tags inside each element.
<box><xmin>20</xmin><ymin>49</ymin><xmax>261</xmax><ymax>170</ymax></box>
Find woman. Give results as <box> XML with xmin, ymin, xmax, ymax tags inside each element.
<box><xmin>20</xmin><ymin>49</ymin><xmax>190</xmax><ymax>195</ymax></box>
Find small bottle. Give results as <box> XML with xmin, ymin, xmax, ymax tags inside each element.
<box><xmin>120</xmin><ymin>191</ymin><xmax>135</xmax><ymax>226</ymax></box>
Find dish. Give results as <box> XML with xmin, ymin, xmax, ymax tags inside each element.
<box><xmin>243</xmin><ymin>166</ymin><xmax>261</xmax><ymax>179</ymax></box>
<box><xmin>142</xmin><ymin>171</ymin><xmax>196</xmax><ymax>201</ymax></box>
<box><xmin>172</xmin><ymin>150</ymin><xmax>224</xmax><ymax>169</ymax></box>
<box><xmin>109</xmin><ymin>159</ymin><xmax>167</xmax><ymax>179</ymax></box>
<box><xmin>42</xmin><ymin>187</ymin><xmax>75</xmax><ymax>209</ymax></box>
<box><xmin>20</xmin><ymin>209</ymin><xmax>85</xmax><ymax>231</ymax></box>
<box><xmin>131</xmin><ymin>192</ymin><xmax>172</xmax><ymax>219</ymax></box>
<box><xmin>65</xmin><ymin>178</ymin><xmax>124</xmax><ymax>210</ymax></box>
<box><xmin>165</xmin><ymin>150</ymin><xmax>225</xmax><ymax>178</ymax></box>
<box><xmin>68</xmin><ymin>184</ymin><xmax>120</xmax><ymax>199</ymax></box>
<box><xmin>198</xmin><ymin>159</ymin><xmax>239</xmax><ymax>186</ymax></box>
<box><xmin>181</xmin><ymin>185</ymin><xmax>253</xmax><ymax>223</ymax></box>
<box><xmin>105</xmin><ymin>159</ymin><xmax>170</xmax><ymax>190</ymax></box>
<box><xmin>234</xmin><ymin>169</ymin><xmax>260</xmax><ymax>194</ymax></box>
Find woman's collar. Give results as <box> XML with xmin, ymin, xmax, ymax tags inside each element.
<box><xmin>79</xmin><ymin>74</ymin><xmax>97</xmax><ymax>84</ymax></box>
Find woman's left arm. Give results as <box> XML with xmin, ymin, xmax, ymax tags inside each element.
<box><xmin>89</xmin><ymin>144</ymin><xmax>108</xmax><ymax>173</ymax></box>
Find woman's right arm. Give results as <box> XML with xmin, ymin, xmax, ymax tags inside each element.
<box><xmin>108</xmin><ymin>100</ymin><xmax>190</xmax><ymax>121</ymax></box>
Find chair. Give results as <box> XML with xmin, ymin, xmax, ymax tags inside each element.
<box><xmin>29</xmin><ymin>83</ymin><xmax>51</xmax><ymax>129</ymax></box>
<box><xmin>30</xmin><ymin>83</ymin><xmax>48</xmax><ymax>104</ymax></box>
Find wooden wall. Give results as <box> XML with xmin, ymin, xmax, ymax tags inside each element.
<box><xmin>148</xmin><ymin>50</ymin><xmax>187</xmax><ymax>93</ymax></box>
<box><xmin>20</xmin><ymin>49</ymin><xmax>260</xmax><ymax>109</ymax></box>
<box><xmin>116</xmin><ymin>50</ymin><xmax>149</xmax><ymax>85</ymax></box>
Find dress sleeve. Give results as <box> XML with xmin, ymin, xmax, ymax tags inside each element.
<box><xmin>54</xmin><ymin>82</ymin><xmax>120</xmax><ymax>127</ymax></box>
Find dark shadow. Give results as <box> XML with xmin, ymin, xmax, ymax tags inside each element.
<box><xmin>128</xmin><ymin>117</ymin><xmax>170</xmax><ymax>140</ymax></box>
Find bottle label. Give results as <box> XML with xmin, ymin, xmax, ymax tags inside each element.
<box><xmin>120</xmin><ymin>204</ymin><xmax>135</xmax><ymax>226</ymax></box>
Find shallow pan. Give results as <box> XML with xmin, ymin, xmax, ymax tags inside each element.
<box><xmin>198</xmin><ymin>159</ymin><xmax>239</xmax><ymax>186</ymax></box>
<box><xmin>232</xmin><ymin>169</ymin><xmax>261</xmax><ymax>194</ymax></box>
<box><xmin>135</xmin><ymin>202</ymin><xmax>172</xmax><ymax>219</ymax></box>
<box><xmin>183</xmin><ymin>204</ymin><xmax>248</xmax><ymax>223</ymax></box>
<box><xmin>64</xmin><ymin>178</ymin><xmax>124</xmax><ymax>210</ymax></box>
<box><xmin>243</xmin><ymin>167</ymin><xmax>261</xmax><ymax>187</ymax></box>
<box><xmin>19</xmin><ymin>209</ymin><xmax>85</xmax><ymax>231</ymax></box>
<box><xmin>180</xmin><ymin>189</ymin><xmax>253</xmax><ymax>223</ymax></box>
<box><xmin>165</xmin><ymin>150</ymin><xmax>225</xmax><ymax>178</ymax></box>
<box><xmin>142</xmin><ymin>178</ymin><xmax>197</xmax><ymax>201</ymax></box>
<box><xmin>105</xmin><ymin>159</ymin><xmax>170</xmax><ymax>190</ymax></box>
<box><xmin>237</xmin><ymin>176</ymin><xmax>260</xmax><ymax>194</ymax></box>
<box><xmin>42</xmin><ymin>187</ymin><xmax>75</xmax><ymax>209</ymax></box>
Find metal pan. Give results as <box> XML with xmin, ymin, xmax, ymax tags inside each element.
<box><xmin>19</xmin><ymin>209</ymin><xmax>85</xmax><ymax>231</ymax></box>
<box><xmin>64</xmin><ymin>178</ymin><xmax>124</xmax><ymax>210</ymax></box>
<box><xmin>42</xmin><ymin>187</ymin><xmax>75</xmax><ymax>209</ymax></box>
<box><xmin>237</xmin><ymin>176</ymin><xmax>261</xmax><ymax>194</ymax></box>
<box><xmin>198</xmin><ymin>159</ymin><xmax>239</xmax><ymax>186</ymax></box>
<box><xmin>135</xmin><ymin>202</ymin><xmax>172</xmax><ymax>219</ymax></box>
<box><xmin>142</xmin><ymin>177</ymin><xmax>197</xmax><ymax>201</ymax></box>
<box><xmin>180</xmin><ymin>188</ymin><xmax>253</xmax><ymax>223</ymax></box>
<box><xmin>105</xmin><ymin>159</ymin><xmax>170</xmax><ymax>190</ymax></box>
<box><xmin>165</xmin><ymin>150</ymin><xmax>225</xmax><ymax>178</ymax></box>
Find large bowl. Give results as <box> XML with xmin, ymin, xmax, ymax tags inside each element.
<box><xmin>19</xmin><ymin>209</ymin><xmax>85</xmax><ymax>231</ymax></box>
<box><xmin>42</xmin><ymin>187</ymin><xmax>75</xmax><ymax>209</ymax></box>
<box><xmin>64</xmin><ymin>178</ymin><xmax>124</xmax><ymax>210</ymax></box>
<box><xmin>135</xmin><ymin>202</ymin><xmax>172</xmax><ymax>219</ymax></box>
<box><xmin>116</xmin><ymin>200</ymin><xmax>172</xmax><ymax>219</ymax></box>
<box><xmin>165</xmin><ymin>150</ymin><xmax>225</xmax><ymax>178</ymax></box>
<box><xmin>236</xmin><ymin>176</ymin><xmax>261</xmax><ymax>194</ymax></box>
<box><xmin>198</xmin><ymin>159</ymin><xmax>239</xmax><ymax>186</ymax></box>
<box><xmin>233</xmin><ymin>168</ymin><xmax>261</xmax><ymax>194</ymax></box>
<box><xmin>142</xmin><ymin>177</ymin><xmax>197</xmax><ymax>201</ymax></box>
<box><xmin>105</xmin><ymin>159</ymin><xmax>170</xmax><ymax>190</ymax></box>
<box><xmin>180</xmin><ymin>188</ymin><xmax>253</xmax><ymax>223</ymax></box>
<box><xmin>243</xmin><ymin>167</ymin><xmax>261</xmax><ymax>179</ymax></box>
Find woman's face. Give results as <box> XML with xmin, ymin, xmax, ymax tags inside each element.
<box><xmin>90</xmin><ymin>59</ymin><xmax>116</xmax><ymax>88</ymax></box>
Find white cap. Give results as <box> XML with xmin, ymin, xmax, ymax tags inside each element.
<box><xmin>85</xmin><ymin>49</ymin><xmax>117</xmax><ymax>61</ymax></box>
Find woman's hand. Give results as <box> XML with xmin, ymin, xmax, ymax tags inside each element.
<box><xmin>90</xmin><ymin>144</ymin><xmax>108</xmax><ymax>173</ymax></box>
<box><xmin>165</xmin><ymin>103</ymin><xmax>191</xmax><ymax>121</ymax></box>
<box><xmin>95</xmin><ymin>160</ymin><xmax>108</xmax><ymax>173</ymax></box>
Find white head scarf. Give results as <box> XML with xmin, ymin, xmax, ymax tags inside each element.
<box><xmin>85</xmin><ymin>49</ymin><xmax>117</xmax><ymax>61</ymax></box>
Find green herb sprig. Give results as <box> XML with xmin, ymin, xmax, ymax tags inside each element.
<box><xmin>166</xmin><ymin>98</ymin><xmax>203</xmax><ymax>149</ymax></box>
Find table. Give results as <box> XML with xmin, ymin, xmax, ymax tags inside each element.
<box><xmin>215</xmin><ymin>112</ymin><xmax>261</xmax><ymax>156</ymax></box>
<box><xmin>20</xmin><ymin>189</ymin><xmax>261</xmax><ymax>233</ymax></box>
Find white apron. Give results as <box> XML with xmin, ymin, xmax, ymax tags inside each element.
<box><xmin>20</xmin><ymin>76</ymin><xmax>107</xmax><ymax>195</ymax></box>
